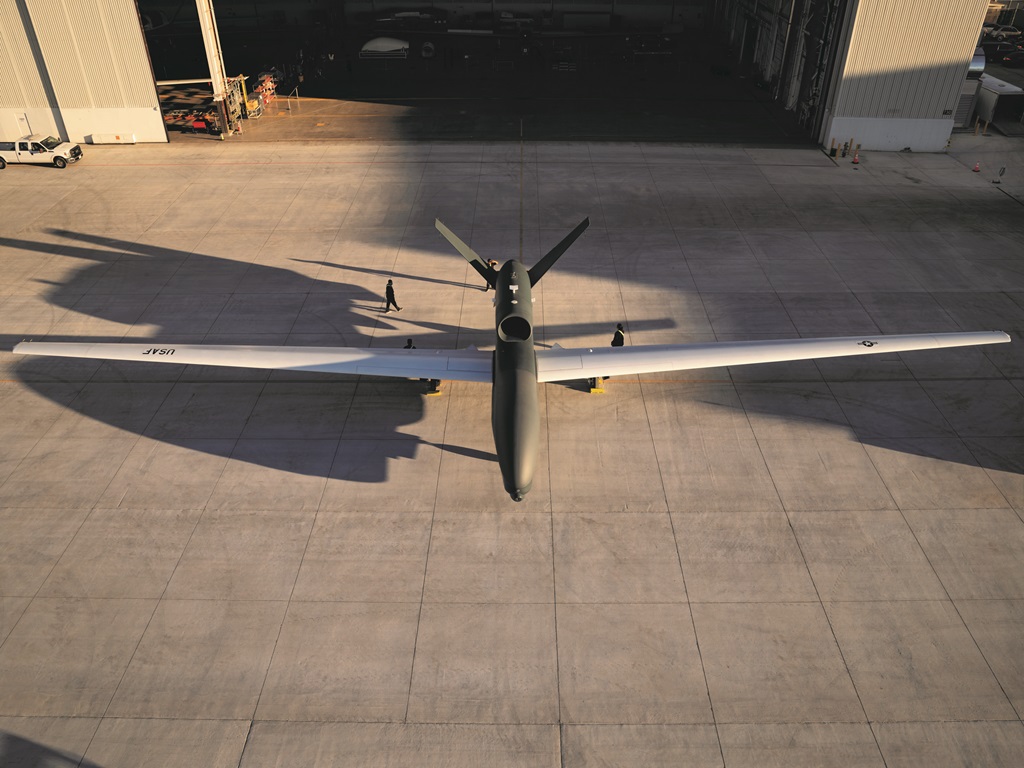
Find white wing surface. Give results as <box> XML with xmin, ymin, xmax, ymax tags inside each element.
<box><xmin>535</xmin><ymin>331</ymin><xmax>1010</xmax><ymax>383</ymax></box>
<box><xmin>12</xmin><ymin>342</ymin><xmax>493</xmax><ymax>383</ymax></box>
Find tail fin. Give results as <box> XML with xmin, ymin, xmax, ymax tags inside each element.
<box><xmin>435</xmin><ymin>219</ymin><xmax>495</xmax><ymax>287</ymax></box>
<box><xmin>528</xmin><ymin>217</ymin><xmax>590</xmax><ymax>286</ymax></box>
<box><xmin>435</xmin><ymin>216</ymin><xmax>590</xmax><ymax>289</ymax></box>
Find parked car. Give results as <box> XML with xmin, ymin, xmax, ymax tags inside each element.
<box><xmin>986</xmin><ymin>24</ymin><xmax>1021</xmax><ymax>40</ymax></box>
<box><xmin>1001</xmin><ymin>49</ymin><xmax>1024</xmax><ymax>67</ymax></box>
<box><xmin>981</xmin><ymin>40</ymin><xmax>1023</xmax><ymax>61</ymax></box>
<box><xmin>0</xmin><ymin>135</ymin><xmax>83</xmax><ymax>169</ymax></box>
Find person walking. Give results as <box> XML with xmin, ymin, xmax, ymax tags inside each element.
<box><xmin>611</xmin><ymin>323</ymin><xmax>625</xmax><ymax>347</ymax></box>
<box><xmin>384</xmin><ymin>279</ymin><xmax>402</xmax><ymax>313</ymax></box>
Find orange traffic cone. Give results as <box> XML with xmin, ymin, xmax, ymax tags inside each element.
<box><xmin>851</xmin><ymin>151</ymin><xmax>859</xmax><ymax>164</ymax></box>
<box><xmin>973</xmin><ymin>162</ymin><xmax>981</xmax><ymax>172</ymax></box>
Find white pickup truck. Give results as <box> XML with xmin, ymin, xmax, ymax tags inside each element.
<box><xmin>0</xmin><ymin>135</ymin><xmax>83</xmax><ymax>169</ymax></box>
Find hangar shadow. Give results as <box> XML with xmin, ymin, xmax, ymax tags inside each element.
<box><xmin>1</xmin><ymin>229</ymin><xmax>1020</xmax><ymax>490</ymax></box>
<box><xmin>2</xmin><ymin>228</ymin><xmax>675</xmax><ymax>483</ymax></box>
<box><xmin>3</xmin><ymin>229</ymin><xmax>470</xmax><ymax>482</ymax></box>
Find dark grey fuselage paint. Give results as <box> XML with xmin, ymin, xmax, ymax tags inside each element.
<box><xmin>433</xmin><ymin>216</ymin><xmax>589</xmax><ymax>501</ymax></box>
<box><xmin>491</xmin><ymin>260</ymin><xmax>538</xmax><ymax>501</ymax></box>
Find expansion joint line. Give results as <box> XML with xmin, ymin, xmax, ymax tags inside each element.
<box><xmin>747</xmin><ymin>412</ymin><xmax>887</xmax><ymax>763</ymax></box>
<box><xmin>403</xmin><ymin>387</ymin><xmax>450</xmax><ymax>723</ymax></box>
<box><xmin>637</xmin><ymin>377</ymin><xmax>724</xmax><ymax>764</ymax></box>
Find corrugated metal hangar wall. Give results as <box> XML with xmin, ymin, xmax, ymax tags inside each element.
<box><xmin>0</xmin><ymin>0</ymin><xmax>166</xmax><ymax>144</ymax></box>
<box><xmin>713</xmin><ymin>0</ymin><xmax>989</xmax><ymax>151</ymax></box>
<box><xmin>823</xmin><ymin>0</ymin><xmax>987</xmax><ymax>150</ymax></box>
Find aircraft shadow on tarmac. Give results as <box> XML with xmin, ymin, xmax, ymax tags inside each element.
<box><xmin>0</xmin><ymin>732</ymin><xmax>100</xmax><ymax>768</ymax></box>
<box><xmin>3</xmin><ymin>229</ymin><xmax>1021</xmax><ymax>485</ymax></box>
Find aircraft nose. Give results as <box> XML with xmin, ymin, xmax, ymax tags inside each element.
<box><xmin>510</xmin><ymin>490</ymin><xmax>526</xmax><ymax>502</ymax></box>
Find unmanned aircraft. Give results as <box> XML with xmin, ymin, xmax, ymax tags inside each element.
<box><xmin>13</xmin><ymin>218</ymin><xmax>1011</xmax><ymax>501</ymax></box>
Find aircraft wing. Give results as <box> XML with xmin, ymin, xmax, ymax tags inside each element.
<box><xmin>12</xmin><ymin>342</ymin><xmax>494</xmax><ymax>383</ymax></box>
<box><xmin>535</xmin><ymin>331</ymin><xmax>1010</xmax><ymax>383</ymax></box>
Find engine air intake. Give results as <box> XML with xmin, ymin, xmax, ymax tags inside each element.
<box><xmin>499</xmin><ymin>315</ymin><xmax>532</xmax><ymax>342</ymax></box>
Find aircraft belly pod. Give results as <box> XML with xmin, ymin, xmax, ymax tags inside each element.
<box><xmin>11</xmin><ymin>216</ymin><xmax>1012</xmax><ymax>502</ymax></box>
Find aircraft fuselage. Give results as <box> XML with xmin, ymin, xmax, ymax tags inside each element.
<box><xmin>492</xmin><ymin>260</ymin><xmax>539</xmax><ymax>501</ymax></box>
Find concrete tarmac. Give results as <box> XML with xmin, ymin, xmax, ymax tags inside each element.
<box><xmin>0</xmin><ymin>124</ymin><xmax>1023</xmax><ymax>766</ymax></box>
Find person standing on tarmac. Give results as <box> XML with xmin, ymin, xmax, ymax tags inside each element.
<box><xmin>590</xmin><ymin>323</ymin><xmax>626</xmax><ymax>390</ymax></box>
<box><xmin>611</xmin><ymin>323</ymin><xmax>625</xmax><ymax>347</ymax></box>
<box><xmin>384</xmin><ymin>279</ymin><xmax>402</xmax><ymax>313</ymax></box>
<box><xmin>485</xmin><ymin>260</ymin><xmax>499</xmax><ymax>291</ymax></box>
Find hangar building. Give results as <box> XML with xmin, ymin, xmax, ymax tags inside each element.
<box><xmin>718</xmin><ymin>0</ymin><xmax>991</xmax><ymax>150</ymax></box>
<box><xmin>0</xmin><ymin>0</ymin><xmax>993</xmax><ymax>151</ymax></box>
<box><xmin>0</xmin><ymin>0</ymin><xmax>166</xmax><ymax>144</ymax></box>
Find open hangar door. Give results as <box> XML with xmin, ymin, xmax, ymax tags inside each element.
<box><xmin>136</xmin><ymin>0</ymin><xmax>817</xmax><ymax>143</ymax></box>
<box><xmin>712</xmin><ymin>0</ymin><xmax>852</xmax><ymax>139</ymax></box>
